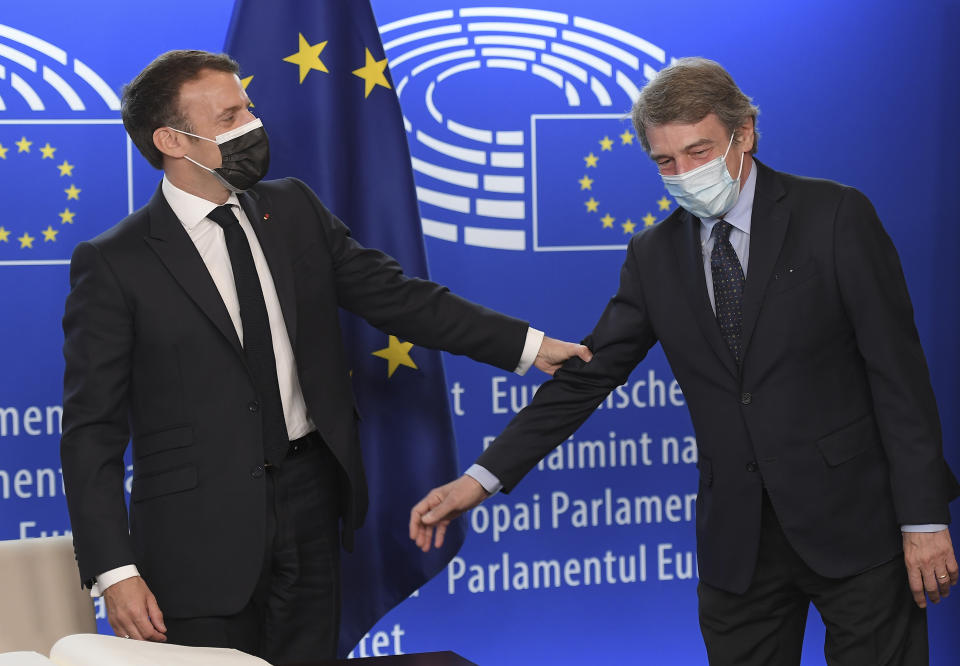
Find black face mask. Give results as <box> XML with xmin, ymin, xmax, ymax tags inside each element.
<box><xmin>172</xmin><ymin>118</ymin><xmax>270</xmax><ymax>192</ymax></box>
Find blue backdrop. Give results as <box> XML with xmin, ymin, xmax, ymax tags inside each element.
<box><xmin>1</xmin><ymin>1</ymin><xmax>957</xmax><ymax>664</ymax></box>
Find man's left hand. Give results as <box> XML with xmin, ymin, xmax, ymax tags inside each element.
<box><xmin>410</xmin><ymin>475</ymin><xmax>489</xmax><ymax>552</ymax></box>
<box><xmin>534</xmin><ymin>336</ymin><xmax>592</xmax><ymax>375</ymax></box>
<box><xmin>903</xmin><ymin>528</ymin><xmax>959</xmax><ymax>607</ymax></box>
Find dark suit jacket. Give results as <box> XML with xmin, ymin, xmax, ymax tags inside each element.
<box><xmin>477</xmin><ymin>160</ymin><xmax>959</xmax><ymax>593</ymax></box>
<box><xmin>60</xmin><ymin>177</ymin><xmax>528</xmax><ymax>618</ymax></box>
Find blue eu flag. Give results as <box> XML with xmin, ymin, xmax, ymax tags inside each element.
<box><xmin>225</xmin><ymin>0</ymin><xmax>465</xmax><ymax>656</ymax></box>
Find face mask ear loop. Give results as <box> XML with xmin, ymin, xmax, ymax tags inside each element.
<box><xmin>721</xmin><ymin>130</ymin><xmax>736</xmax><ymax>158</ymax></box>
<box><xmin>724</xmin><ymin>131</ymin><xmax>744</xmax><ymax>182</ymax></box>
<box><xmin>182</xmin><ymin>154</ymin><xmax>216</xmax><ymax>174</ymax></box>
<box><xmin>663</xmin><ymin>131</ymin><xmax>738</xmax><ymax>185</ymax></box>
<box><xmin>167</xmin><ymin>127</ymin><xmax>216</xmax><ymax>143</ymax></box>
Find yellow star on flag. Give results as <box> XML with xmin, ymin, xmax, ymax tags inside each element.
<box><xmin>622</xmin><ymin>219</ymin><xmax>637</xmax><ymax>234</ymax></box>
<box><xmin>352</xmin><ymin>48</ymin><xmax>392</xmax><ymax>98</ymax></box>
<box><xmin>0</xmin><ymin>227</ymin><xmax>10</xmax><ymax>242</ymax></box>
<box><xmin>283</xmin><ymin>33</ymin><xmax>329</xmax><ymax>84</ymax></box>
<box><xmin>59</xmin><ymin>208</ymin><xmax>76</xmax><ymax>224</ymax></box>
<box><xmin>18</xmin><ymin>232</ymin><xmax>35</xmax><ymax>248</ymax></box>
<box><xmin>65</xmin><ymin>184</ymin><xmax>81</xmax><ymax>200</ymax></box>
<box><xmin>643</xmin><ymin>212</ymin><xmax>657</xmax><ymax>227</ymax></box>
<box><xmin>42</xmin><ymin>226</ymin><xmax>58</xmax><ymax>242</ymax></box>
<box><xmin>57</xmin><ymin>160</ymin><xmax>74</xmax><ymax>176</ymax></box>
<box><xmin>620</xmin><ymin>129</ymin><xmax>635</xmax><ymax>145</ymax></box>
<box><xmin>585</xmin><ymin>197</ymin><xmax>599</xmax><ymax>212</ymax></box>
<box><xmin>372</xmin><ymin>335</ymin><xmax>418</xmax><ymax>378</ymax></box>
<box><xmin>599</xmin><ymin>136</ymin><xmax>614</xmax><ymax>151</ymax></box>
<box><xmin>0</xmin><ymin>143</ymin><xmax>8</xmax><ymax>159</ymax></box>
<box><xmin>240</xmin><ymin>75</ymin><xmax>255</xmax><ymax>106</ymax></box>
<box><xmin>16</xmin><ymin>136</ymin><xmax>32</xmax><ymax>153</ymax></box>
<box><xmin>40</xmin><ymin>143</ymin><xmax>56</xmax><ymax>159</ymax></box>
<box><xmin>578</xmin><ymin>174</ymin><xmax>594</xmax><ymax>190</ymax></box>
<box><xmin>601</xmin><ymin>213</ymin><xmax>615</xmax><ymax>228</ymax></box>
<box><xmin>657</xmin><ymin>196</ymin><xmax>671</xmax><ymax>211</ymax></box>
<box><xmin>584</xmin><ymin>152</ymin><xmax>599</xmax><ymax>168</ymax></box>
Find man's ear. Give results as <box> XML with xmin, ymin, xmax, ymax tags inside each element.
<box><xmin>153</xmin><ymin>126</ymin><xmax>188</xmax><ymax>159</ymax></box>
<box><xmin>735</xmin><ymin>119</ymin><xmax>755</xmax><ymax>152</ymax></box>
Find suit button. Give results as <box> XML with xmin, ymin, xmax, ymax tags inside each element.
<box><xmin>251</xmin><ymin>465</ymin><xmax>264</xmax><ymax>479</ymax></box>
<box><xmin>248</xmin><ymin>400</ymin><xmax>260</xmax><ymax>413</ymax></box>
<box><xmin>740</xmin><ymin>392</ymin><xmax>752</xmax><ymax>405</ymax></box>
<box><xmin>746</xmin><ymin>461</ymin><xmax>758</xmax><ymax>472</ymax></box>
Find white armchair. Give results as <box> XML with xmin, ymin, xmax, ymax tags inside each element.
<box><xmin>0</xmin><ymin>536</ymin><xmax>96</xmax><ymax>654</ymax></box>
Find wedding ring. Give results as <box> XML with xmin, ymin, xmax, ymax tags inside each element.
<box><xmin>123</xmin><ymin>635</ymin><xmax>130</xmax><ymax>639</ymax></box>
<box><xmin>938</xmin><ymin>574</ymin><xmax>948</xmax><ymax>580</ymax></box>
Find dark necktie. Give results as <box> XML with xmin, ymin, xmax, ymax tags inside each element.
<box><xmin>710</xmin><ymin>220</ymin><xmax>745</xmax><ymax>364</ymax></box>
<box><xmin>207</xmin><ymin>204</ymin><xmax>289</xmax><ymax>466</ymax></box>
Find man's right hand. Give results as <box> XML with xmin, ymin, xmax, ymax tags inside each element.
<box><xmin>103</xmin><ymin>575</ymin><xmax>167</xmax><ymax>642</ymax></box>
<box><xmin>410</xmin><ymin>475</ymin><xmax>490</xmax><ymax>552</ymax></box>
<box><xmin>533</xmin><ymin>336</ymin><xmax>593</xmax><ymax>375</ymax></box>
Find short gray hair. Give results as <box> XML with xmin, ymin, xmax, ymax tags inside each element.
<box><xmin>631</xmin><ymin>57</ymin><xmax>760</xmax><ymax>154</ymax></box>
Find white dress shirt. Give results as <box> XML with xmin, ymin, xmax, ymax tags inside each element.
<box><xmin>698</xmin><ymin>159</ymin><xmax>756</xmax><ymax>312</ymax></box>
<box><xmin>93</xmin><ymin>178</ymin><xmax>543</xmax><ymax>595</ymax></box>
<box><xmin>162</xmin><ymin>177</ymin><xmax>316</xmax><ymax>441</ymax></box>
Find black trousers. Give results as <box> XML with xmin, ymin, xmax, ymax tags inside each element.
<box><xmin>698</xmin><ymin>491</ymin><xmax>927</xmax><ymax>666</ymax></box>
<box><xmin>165</xmin><ymin>432</ymin><xmax>341</xmax><ymax>664</ymax></box>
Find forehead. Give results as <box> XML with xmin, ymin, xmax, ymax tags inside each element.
<box><xmin>645</xmin><ymin>113</ymin><xmax>727</xmax><ymax>154</ymax></box>
<box><xmin>177</xmin><ymin>69</ymin><xmax>245</xmax><ymax>118</ymax></box>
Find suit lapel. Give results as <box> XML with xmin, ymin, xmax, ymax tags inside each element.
<box><xmin>142</xmin><ymin>184</ymin><xmax>244</xmax><ymax>358</ymax></box>
<box><xmin>672</xmin><ymin>210</ymin><xmax>739</xmax><ymax>378</ymax></box>
<box><xmin>740</xmin><ymin>161</ymin><xmax>789</xmax><ymax>360</ymax></box>
<box><xmin>239</xmin><ymin>190</ymin><xmax>298</xmax><ymax>347</ymax></box>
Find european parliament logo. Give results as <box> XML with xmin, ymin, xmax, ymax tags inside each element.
<box><xmin>0</xmin><ymin>23</ymin><xmax>128</xmax><ymax>266</ymax></box>
<box><xmin>380</xmin><ymin>6</ymin><xmax>674</xmax><ymax>252</ymax></box>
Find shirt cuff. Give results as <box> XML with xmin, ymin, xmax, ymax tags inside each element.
<box><xmin>465</xmin><ymin>464</ymin><xmax>503</xmax><ymax>495</ymax></box>
<box><xmin>513</xmin><ymin>327</ymin><xmax>544</xmax><ymax>376</ymax></box>
<box><xmin>91</xmin><ymin>564</ymin><xmax>140</xmax><ymax>597</ymax></box>
<box><xmin>900</xmin><ymin>524</ymin><xmax>948</xmax><ymax>533</ymax></box>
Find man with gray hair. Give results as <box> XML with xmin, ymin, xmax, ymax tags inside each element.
<box><xmin>411</xmin><ymin>57</ymin><xmax>958</xmax><ymax>664</ymax></box>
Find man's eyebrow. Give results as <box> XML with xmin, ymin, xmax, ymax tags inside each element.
<box><xmin>682</xmin><ymin>138</ymin><xmax>713</xmax><ymax>152</ymax></box>
<box><xmin>650</xmin><ymin>137</ymin><xmax>713</xmax><ymax>162</ymax></box>
<box><xmin>217</xmin><ymin>103</ymin><xmax>245</xmax><ymax>119</ymax></box>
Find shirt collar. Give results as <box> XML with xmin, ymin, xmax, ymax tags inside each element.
<box><xmin>699</xmin><ymin>156</ymin><xmax>757</xmax><ymax>238</ymax></box>
<box><xmin>161</xmin><ymin>176</ymin><xmax>240</xmax><ymax>232</ymax></box>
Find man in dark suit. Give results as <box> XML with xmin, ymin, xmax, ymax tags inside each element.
<box><xmin>411</xmin><ymin>57</ymin><xmax>959</xmax><ymax>665</ymax></box>
<box><xmin>59</xmin><ymin>50</ymin><xmax>590</xmax><ymax>662</ymax></box>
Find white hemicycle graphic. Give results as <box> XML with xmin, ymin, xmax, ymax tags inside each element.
<box><xmin>0</xmin><ymin>26</ymin><xmax>130</xmax><ymax>269</ymax></box>
<box><xmin>0</xmin><ymin>23</ymin><xmax>120</xmax><ymax>112</ymax></box>
<box><xmin>380</xmin><ymin>7</ymin><xmax>669</xmax><ymax>251</ymax></box>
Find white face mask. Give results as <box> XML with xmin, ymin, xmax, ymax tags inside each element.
<box><xmin>660</xmin><ymin>131</ymin><xmax>744</xmax><ymax>220</ymax></box>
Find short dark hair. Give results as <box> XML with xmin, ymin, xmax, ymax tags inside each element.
<box><xmin>121</xmin><ymin>50</ymin><xmax>239</xmax><ymax>169</ymax></box>
<box><xmin>632</xmin><ymin>57</ymin><xmax>760</xmax><ymax>155</ymax></box>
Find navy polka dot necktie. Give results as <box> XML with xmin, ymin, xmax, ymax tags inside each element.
<box><xmin>710</xmin><ymin>220</ymin><xmax>744</xmax><ymax>363</ymax></box>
